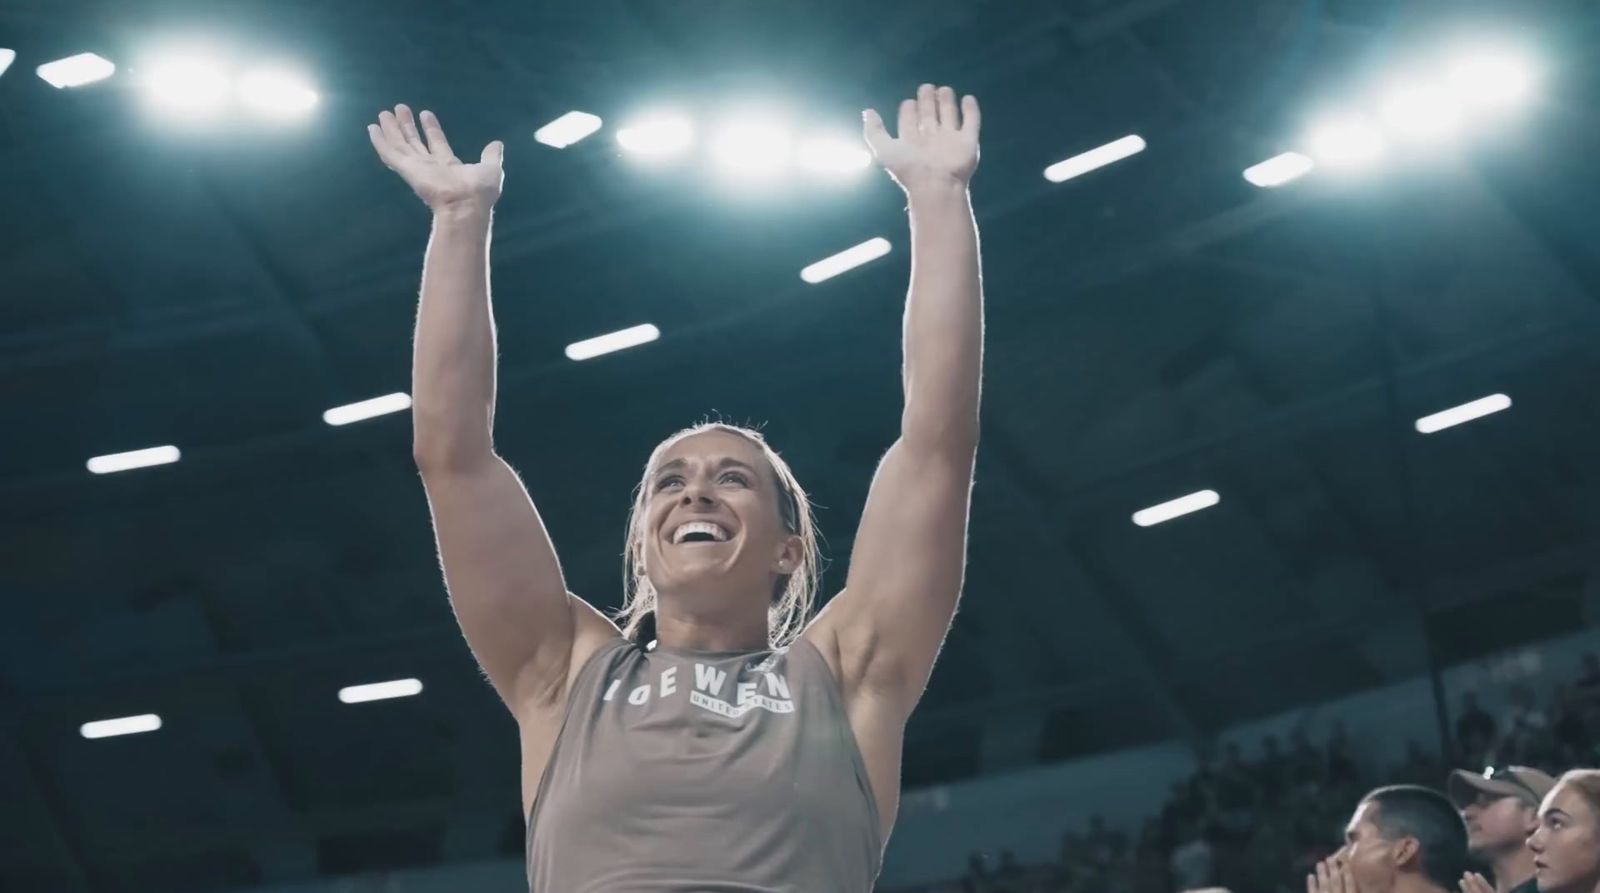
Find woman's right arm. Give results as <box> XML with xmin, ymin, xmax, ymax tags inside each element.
<box><xmin>369</xmin><ymin>105</ymin><xmax>618</xmax><ymax>713</ymax></box>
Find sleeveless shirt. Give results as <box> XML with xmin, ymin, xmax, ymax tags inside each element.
<box><xmin>525</xmin><ymin>636</ymin><xmax>882</xmax><ymax>892</ymax></box>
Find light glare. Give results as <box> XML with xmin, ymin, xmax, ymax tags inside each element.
<box><xmin>1415</xmin><ymin>393</ymin><xmax>1511</xmax><ymax>434</ymax></box>
<box><xmin>565</xmin><ymin>324</ymin><xmax>661</xmax><ymax>361</ymax></box>
<box><xmin>0</xmin><ymin>49</ymin><xmax>14</xmax><ymax>78</ymax></box>
<box><xmin>323</xmin><ymin>393</ymin><xmax>412</xmax><ymax>426</ymax></box>
<box><xmin>796</xmin><ymin>136</ymin><xmax>872</xmax><ymax>175</ymax></box>
<box><xmin>1307</xmin><ymin>115</ymin><xmax>1385</xmax><ymax>166</ymax></box>
<box><xmin>616</xmin><ymin>114</ymin><xmax>693</xmax><ymax>157</ymax></box>
<box><xmin>1380</xmin><ymin>83</ymin><xmax>1462</xmax><ymax>139</ymax></box>
<box><xmin>237</xmin><ymin>69</ymin><xmax>319</xmax><ymax>118</ymax></box>
<box><xmin>1044</xmin><ymin>135</ymin><xmax>1146</xmax><ymax>183</ymax></box>
<box><xmin>1446</xmin><ymin>49</ymin><xmax>1537</xmax><ymax>108</ymax></box>
<box><xmin>37</xmin><ymin>52</ymin><xmax>116</xmax><ymax>88</ymax></box>
<box><xmin>142</xmin><ymin>56</ymin><xmax>231</xmax><ymax>115</ymax></box>
<box><xmin>710</xmin><ymin>120</ymin><xmax>793</xmax><ymax>178</ymax></box>
<box><xmin>339</xmin><ymin>679</ymin><xmax>424</xmax><ymax>704</ymax></box>
<box><xmin>800</xmin><ymin>238</ymin><xmax>892</xmax><ymax>284</ymax></box>
<box><xmin>535</xmin><ymin>111</ymin><xmax>603</xmax><ymax>148</ymax></box>
<box><xmin>1133</xmin><ymin>490</ymin><xmax>1221</xmax><ymax>527</ymax></box>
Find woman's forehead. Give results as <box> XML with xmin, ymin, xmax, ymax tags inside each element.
<box><xmin>656</xmin><ymin>430</ymin><xmax>767</xmax><ymax>468</ymax></box>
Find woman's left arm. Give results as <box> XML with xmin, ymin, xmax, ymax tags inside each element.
<box><xmin>809</xmin><ymin>84</ymin><xmax>983</xmax><ymax>721</ymax></box>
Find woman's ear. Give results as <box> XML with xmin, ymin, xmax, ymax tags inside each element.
<box><xmin>773</xmin><ymin>534</ymin><xmax>804</xmax><ymax>575</ymax></box>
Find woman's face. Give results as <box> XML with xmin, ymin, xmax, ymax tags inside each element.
<box><xmin>640</xmin><ymin>430</ymin><xmax>796</xmax><ymax>603</ymax></box>
<box><xmin>1529</xmin><ymin>784</ymin><xmax>1600</xmax><ymax>893</ymax></box>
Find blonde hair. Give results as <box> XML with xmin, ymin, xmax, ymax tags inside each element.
<box><xmin>616</xmin><ymin>422</ymin><xmax>821</xmax><ymax>649</ymax></box>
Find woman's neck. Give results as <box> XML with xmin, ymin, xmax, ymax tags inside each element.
<box><xmin>652</xmin><ymin>605</ymin><xmax>769</xmax><ymax>653</ymax></box>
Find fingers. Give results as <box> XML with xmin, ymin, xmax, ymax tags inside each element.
<box><xmin>861</xmin><ymin>108</ymin><xmax>892</xmax><ymax>157</ymax></box>
<box><xmin>395</xmin><ymin>104</ymin><xmax>430</xmax><ymax>156</ymax></box>
<box><xmin>1333</xmin><ymin>858</ymin><xmax>1351</xmax><ymax>893</ymax></box>
<box><xmin>377</xmin><ymin>110</ymin><xmax>411</xmax><ymax>157</ymax></box>
<box><xmin>961</xmin><ymin>94</ymin><xmax>981</xmax><ymax>136</ymax></box>
<box><xmin>1315</xmin><ymin>857</ymin><xmax>1332</xmax><ymax>893</ymax></box>
<box><xmin>1462</xmin><ymin>872</ymin><xmax>1494</xmax><ymax>893</ymax></box>
<box><xmin>935</xmin><ymin>86</ymin><xmax>959</xmax><ymax>130</ymax></box>
<box><xmin>897</xmin><ymin>98</ymin><xmax>917</xmax><ymax>141</ymax></box>
<box><xmin>366</xmin><ymin>123</ymin><xmax>400</xmax><ymax>168</ymax></box>
<box><xmin>915</xmin><ymin>83</ymin><xmax>937</xmax><ymax>133</ymax></box>
<box><xmin>419</xmin><ymin>109</ymin><xmax>459</xmax><ymax>161</ymax></box>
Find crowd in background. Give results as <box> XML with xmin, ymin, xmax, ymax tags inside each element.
<box><xmin>895</xmin><ymin>652</ymin><xmax>1600</xmax><ymax>893</ymax></box>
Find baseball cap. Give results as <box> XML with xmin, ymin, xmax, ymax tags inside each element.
<box><xmin>1447</xmin><ymin>765</ymin><xmax>1557</xmax><ymax>808</ymax></box>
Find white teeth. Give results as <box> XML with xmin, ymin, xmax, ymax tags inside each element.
<box><xmin>672</xmin><ymin>521</ymin><xmax>730</xmax><ymax>544</ymax></box>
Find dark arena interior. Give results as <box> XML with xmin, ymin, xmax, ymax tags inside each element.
<box><xmin>2</xmin><ymin>1</ymin><xmax>1599</xmax><ymax>892</ymax></box>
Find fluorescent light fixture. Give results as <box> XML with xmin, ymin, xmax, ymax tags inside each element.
<box><xmin>1307</xmin><ymin>115</ymin><xmax>1385</xmax><ymax>166</ymax></box>
<box><xmin>1379</xmin><ymin>83</ymin><xmax>1462</xmax><ymax>140</ymax></box>
<box><xmin>1043</xmin><ymin>135</ymin><xmax>1146</xmax><ymax>183</ymax></box>
<box><xmin>616</xmin><ymin>113</ymin><xmax>693</xmax><ymax>157</ymax></box>
<box><xmin>535</xmin><ymin>110</ymin><xmax>603</xmax><ymax>148</ymax></box>
<box><xmin>237</xmin><ymin>68</ymin><xmax>319</xmax><ymax>119</ymax></box>
<box><xmin>1243</xmin><ymin>152</ymin><xmax>1315</xmax><ymax>188</ymax></box>
<box><xmin>1133</xmin><ymin>489</ymin><xmax>1220</xmax><ymax>527</ymax></box>
<box><xmin>1415</xmin><ymin>393</ymin><xmax>1511</xmax><ymax>434</ymax></box>
<box><xmin>710</xmin><ymin>119</ymin><xmax>793</xmax><ymax>178</ymax></box>
<box><xmin>565</xmin><ymin>323</ymin><xmax>660</xmax><ymax>361</ymax></box>
<box><xmin>323</xmin><ymin>392</ymin><xmax>412</xmax><ymax>426</ymax></box>
<box><xmin>339</xmin><ymin>678</ymin><xmax>423</xmax><ymax>704</ymax></box>
<box><xmin>37</xmin><ymin>52</ymin><xmax>116</xmax><ymax>88</ymax></box>
<box><xmin>1446</xmin><ymin>48</ymin><xmax>1537</xmax><ymax>109</ymax></box>
<box><xmin>141</xmin><ymin>55</ymin><xmax>232</xmax><ymax>115</ymax></box>
<box><xmin>87</xmin><ymin>445</ymin><xmax>181</xmax><ymax>475</ymax></box>
<box><xmin>796</xmin><ymin>136</ymin><xmax>872</xmax><ymax>175</ymax></box>
<box><xmin>800</xmin><ymin>238</ymin><xmax>892</xmax><ymax>284</ymax></box>
<box><xmin>0</xmin><ymin>49</ymin><xmax>15</xmax><ymax>78</ymax></box>
<box><xmin>81</xmin><ymin>714</ymin><xmax>162</xmax><ymax>739</ymax></box>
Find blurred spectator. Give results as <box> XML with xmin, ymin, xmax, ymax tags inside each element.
<box><xmin>1458</xmin><ymin>693</ymin><xmax>1498</xmax><ymax>766</ymax></box>
<box><xmin>1448</xmin><ymin>765</ymin><xmax>1554</xmax><ymax>893</ymax></box>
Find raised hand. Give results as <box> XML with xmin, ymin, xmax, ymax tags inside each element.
<box><xmin>1461</xmin><ymin>871</ymin><xmax>1496</xmax><ymax>893</ymax></box>
<box><xmin>367</xmin><ymin>104</ymin><xmax>503</xmax><ymax>214</ymax></box>
<box><xmin>1309</xmin><ymin>856</ymin><xmax>1361</xmax><ymax>893</ymax></box>
<box><xmin>861</xmin><ymin>84</ymin><xmax>981</xmax><ymax>193</ymax></box>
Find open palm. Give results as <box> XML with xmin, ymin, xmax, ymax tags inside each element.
<box><xmin>862</xmin><ymin>84</ymin><xmax>981</xmax><ymax>191</ymax></box>
<box><xmin>367</xmin><ymin>104</ymin><xmax>503</xmax><ymax>213</ymax></box>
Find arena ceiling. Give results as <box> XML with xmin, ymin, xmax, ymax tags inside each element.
<box><xmin>2</xmin><ymin>0</ymin><xmax>1597</xmax><ymax>890</ymax></box>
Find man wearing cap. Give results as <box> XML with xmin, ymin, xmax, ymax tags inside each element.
<box><xmin>1449</xmin><ymin>766</ymin><xmax>1556</xmax><ymax>893</ymax></box>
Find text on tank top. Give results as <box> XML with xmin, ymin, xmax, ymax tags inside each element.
<box><xmin>525</xmin><ymin>636</ymin><xmax>882</xmax><ymax>893</ymax></box>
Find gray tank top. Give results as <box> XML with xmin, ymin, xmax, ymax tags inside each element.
<box><xmin>525</xmin><ymin>635</ymin><xmax>882</xmax><ymax>892</ymax></box>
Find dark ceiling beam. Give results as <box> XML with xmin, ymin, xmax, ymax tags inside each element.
<box><xmin>4</xmin><ymin>728</ymin><xmax>93</xmax><ymax>893</ymax></box>
<box><xmin>980</xmin><ymin>418</ymin><xmax>1209</xmax><ymax>750</ymax></box>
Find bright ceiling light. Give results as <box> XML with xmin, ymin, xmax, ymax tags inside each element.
<box><xmin>1043</xmin><ymin>134</ymin><xmax>1146</xmax><ymax>183</ymax></box>
<box><xmin>565</xmin><ymin>324</ymin><xmax>660</xmax><ymax>361</ymax></box>
<box><xmin>1415</xmin><ymin>393</ymin><xmax>1511</xmax><ymax>434</ymax></box>
<box><xmin>87</xmin><ymin>445</ymin><xmax>181</xmax><ymax>475</ymax></box>
<box><xmin>37</xmin><ymin>52</ymin><xmax>115</xmax><ymax>88</ymax></box>
<box><xmin>800</xmin><ymin>238</ymin><xmax>891</xmax><ymax>284</ymax></box>
<box><xmin>140</xmin><ymin>55</ymin><xmax>232</xmax><ymax>115</ymax></box>
<box><xmin>710</xmin><ymin>119</ymin><xmax>793</xmax><ymax>178</ymax></box>
<box><xmin>535</xmin><ymin>110</ymin><xmax>603</xmax><ymax>148</ymax></box>
<box><xmin>81</xmin><ymin>714</ymin><xmax>162</xmax><ymax>739</ymax></box>
<box><xmin>1133</xmin><ymin>489</ymin><xmax>1220</xmax><ymax>527</ymax></box>
<box><xmin>1445</xmin><ymin>47</ymin><xmax>1538</xmax><ymax>109</ymax></box>
<box><xmin>616</xmin><ymin>113</ymin><xmax>694</xmax><ymax>157</ymax></box>
<box><xmin>1243</xmin><ymin>152</ymin><xmax>1315</xmax><ymax>188</ymax></box>
<box><xmin>1379</xmin><ymin>83</ymin><xmax>1463</xmax><ymax>140</ymax></box>
<box><xmin>796</xmin><ymin>135</ymin><xmax>872</xmax><ymax>175</ymax></box>
<box><xmin>1307</xmin><ymin>114</ymin><xmax>1386</xmax><ymax>166</ymax></box>
<box><xmin>237</xmin><ymin>68</ymin><xmax>319</xmax><ymax>119</ymax></box>
<box><xmin>0</xmin><ymin>49</ymin><xmax>15</xmax><ymax>78</ymax></box>
<box><xmin>339</xmin><ymin>679</ymin><xmax>423</xmax><ymax>704</ymax></box>
<box><xmin>323</xmin><ymin>393</ymin><xmax>411</xmax><ymax>426</ymax></box>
